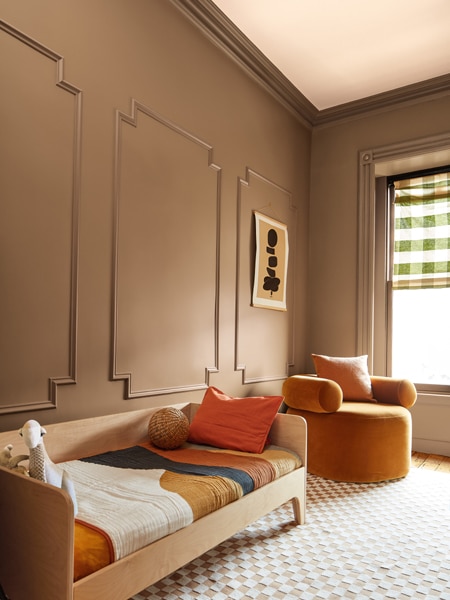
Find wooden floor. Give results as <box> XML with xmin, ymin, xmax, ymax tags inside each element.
<box><xmin>411</xmin><ymin>451</ymin><xmax>450</xmax><ymax>472</ymax></box>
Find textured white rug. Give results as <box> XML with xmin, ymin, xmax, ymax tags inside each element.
<box><xmin>132</xmin><ymin>468</ymin><xmax>450</xmax><ymax>599</ymax></box>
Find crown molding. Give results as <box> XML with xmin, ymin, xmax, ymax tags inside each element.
<box><xmin>171</xmin><ymin>0</ymin><xmax>318</xmax><ymax>128</ymax></box>
<box><xmin>315</xmin><ymin>73</ymin><xmax>450</xmax><ymax>128</ymax></box>
<box><xmin>171</xmin><ymin>0</ymin><xmax>450</xmax><ymax>129</ymax></box>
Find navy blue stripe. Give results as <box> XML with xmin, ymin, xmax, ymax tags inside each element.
<box><xmin>80</xmin><ymin>446</ymin><xmax>254</xmax><ymax>494</ymax></box>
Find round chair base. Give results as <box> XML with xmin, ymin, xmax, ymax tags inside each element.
<box><xmin>287</xmin><ymin>402</ymin><xmax>412</xmax><ymax>482</ymax></box>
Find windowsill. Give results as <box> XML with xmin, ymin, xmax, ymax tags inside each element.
<box><xmin>415</xmin><ymin>391</ymin><xmax>450</xmax><ymax>406</ymax></box>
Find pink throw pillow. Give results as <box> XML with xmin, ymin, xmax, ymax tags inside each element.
<box><xmin>312</xmin><ymin>354</ymin><xmax>374</xmax><ymax>401</ymax></box>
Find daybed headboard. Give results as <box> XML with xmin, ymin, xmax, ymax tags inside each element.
<box><xmin>0</xmin><ymin>402</ymin><xmax>194</xmax><ymax>463</ymax></box>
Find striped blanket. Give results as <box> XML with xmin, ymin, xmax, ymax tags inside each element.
<box><xmin>60</xmin><ymin>441</ymin><xmax>301</xmax><ymax>581</ymax></box>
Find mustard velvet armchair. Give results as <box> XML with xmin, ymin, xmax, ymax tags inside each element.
<box><xmin>282</xmin><ymin>375</ymin><xmax>417</xmax><ymax>483</ymax></box>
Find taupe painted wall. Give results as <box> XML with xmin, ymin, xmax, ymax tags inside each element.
<box><xmin>309</xmin><ymin>97</ymin><xmax>450</xmax><ymax>454</ymax></box>
<box><xmin>0</xmin><ymin>0</ymin><xmax>310</xmax><ymax>430</ymax></box>
<box><xmin>1</xmin><ymin>1</ymin><xmax>449</xmax><ymax>454</ymax></box>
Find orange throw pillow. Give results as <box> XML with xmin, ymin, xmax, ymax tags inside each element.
<box><xmin>311</xmin><ymin>354</ymin><xmax>374</xmax><ymax>401</ymax></box>
<box><xmin>188</xmin><ymin>386</ymin><xmax>283</xmax><ymax>453</ymax></box>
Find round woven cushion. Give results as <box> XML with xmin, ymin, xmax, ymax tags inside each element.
<box><xmin>148</xmin><ymin>407</ymin><xmax>190</xmax><ymax>449</ymax></box>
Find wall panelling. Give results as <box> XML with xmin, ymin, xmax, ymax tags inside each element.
<box><xmin>0</xmin><ymin>21</ymin><xmax>81</xmax><ymax>414</ymax></box>
<box><xmin>112</xmin><ymin>100</ymin><xmax>221</xmax><ymax>397</ymax></box>
<box><xmin>235</xmin><ymin>168</ymin><xmax>296</xmax><ymax>383</ymax></box>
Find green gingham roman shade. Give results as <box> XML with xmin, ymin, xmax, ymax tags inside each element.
<box><xmin>393</xmin><ymin>172</ymin><xmax>450</xmax><ymax>290</ymax></box>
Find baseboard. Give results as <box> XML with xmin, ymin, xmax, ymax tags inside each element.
<box><xmin>412</xmin><ymin>437</ymin><xmax>450</xmax><ymax>457</ymax></box>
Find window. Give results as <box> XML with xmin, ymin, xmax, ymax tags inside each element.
<box><xmin>387</xmin><ymin>169</ymin><xmax>450</xmax><ymax>390</ymax></box>
<box><xmin>358</xmin><ymin>134</ymin><xmax>450</xmax><ymax>395</ymax></box>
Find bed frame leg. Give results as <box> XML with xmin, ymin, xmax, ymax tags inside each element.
<box><xmin>291</xmin><ymin>497</ymin><xmax>305</xmax><ymax>525</ymax></box>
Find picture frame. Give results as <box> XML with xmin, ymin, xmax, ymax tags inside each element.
<box><xmin>252</xmin><ymin>211</ymin><xmax>289</xmax><ymax>311</ymax></box>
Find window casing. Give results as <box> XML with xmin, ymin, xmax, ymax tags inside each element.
<box><xmin>375</xmin><ymin>168</ymin><xmax>450</xmax><ymax>393</ymax></box>
<box><xmin>358</xmin><ymin>133</ymin><xmax>450</xmax><ymax>398</ymax></box>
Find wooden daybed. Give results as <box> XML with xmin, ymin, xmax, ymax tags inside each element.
<box><xmin>0</xmin><ymin>402</ymin><xmax>307</xmax><ymax>600</ymax></box>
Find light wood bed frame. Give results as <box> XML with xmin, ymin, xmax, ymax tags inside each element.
<box><xmin>0</xmin><ymin>402</ymin><xmax>307</xmax><ymax>600</ymax></box>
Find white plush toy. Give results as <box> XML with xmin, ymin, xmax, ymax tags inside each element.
<box><xmin>0</xmin><ymin>444</ymin><xmax>29</xmax><ymax>475</ymax></box>
<box><xmin>19</xmin><ymin>420</ymin><xmax>78</xmax><ymax>515</ymax></box>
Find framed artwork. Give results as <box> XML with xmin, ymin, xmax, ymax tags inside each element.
<box><xmin>252</xmin><ymin>211</ymin><xmax>289</xmax><ymax>311</ymax></box>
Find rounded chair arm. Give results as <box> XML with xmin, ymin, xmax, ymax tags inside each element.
<box><xmin>370</xmin><ymin>376</ymin><xmax>417</xmax><ymax>408</ymax></box>
<box><xmin>282</xmin><ymin>375</ymin><xmax>343</xmax><ymax>413</ymax></box>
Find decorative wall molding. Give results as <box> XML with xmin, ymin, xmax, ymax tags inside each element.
<box><xmin>112</xmin><ymin>99</ymin><xmax>220</xmax><ymax>398</ymax></box>
<box><xmin>0</xmin><ymin>20</ymin><xmax>82</xmax><ymax>414</ymax></box>
<box><xmin>365</xmin><ymin>131</ymin><xmax>450</xmax><ymax>164</ymax></box>
<box><xmin>235</xmin><ymin>168</ymin><xmax>296</xmax><ymax>384</ymax></box>
<box><xmin>171</xmin><ymin>0</ymin><xmax>450</xmax><ymax>129</ymax></box>
<box><xmin>0</xmin><ymin>20</ymin><xmax>83</xmax><ymax>99</ymax></box>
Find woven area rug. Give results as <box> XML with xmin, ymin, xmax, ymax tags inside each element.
<box><xmin>131</xmin><ymin>468</ymin><xmax>450</xmax><ymax>600</ymax></box>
